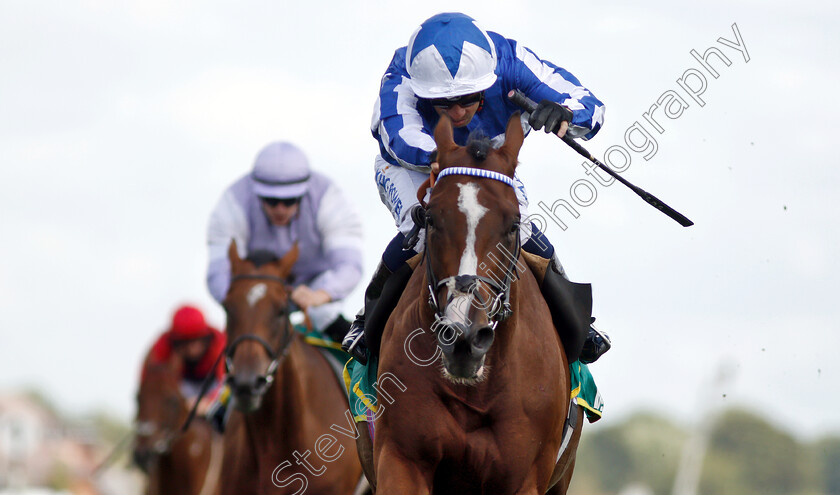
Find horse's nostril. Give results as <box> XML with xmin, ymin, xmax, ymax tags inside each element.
<box><xmin>472</xmin><ymin>326</ymin><xmax>495</xmax><ymax>351</ymax></box>
<box><xmin>133</xmin><ymin>449</ymin><xmax>151</xmax><ymax>472</ymax></box>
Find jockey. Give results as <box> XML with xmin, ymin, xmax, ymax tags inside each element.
<box><xmin>207</xmin><ymin>141</ymin><xmax>364</xmax><ymax>342</ymax></box>
<box><xmin>342</xmin><ymin>12</ymin><xmax>611</xmax><ymax>365</ymax></box>
<box><xmin>143</xmin><ymin>304</ymin><xmax>226</xmax><ymax>415</ymax></box>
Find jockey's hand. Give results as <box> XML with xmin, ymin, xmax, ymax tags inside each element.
<box><xmin>291</xmin><ymin>285</ymin><xmax>331</xmax><ymax>310</ymax></box>
<box><xmin>528</xmin><ymin>100</ymin><xmax>573</xmax><ymax>137</ymax></box>
<box><xmin>195</xmin><ymin>396</ymin><xmax>216</xmax><ymax>416</ymax></box>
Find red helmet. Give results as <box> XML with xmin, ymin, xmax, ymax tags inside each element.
<box><xmin>169</xmin><ymin>305</ymin><xmax>210</xmax><ymax>340</ymax></box>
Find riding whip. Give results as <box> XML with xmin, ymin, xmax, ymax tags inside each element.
<box><xmin>508</xmin><ymin>90</ymin><xmax>694</xmax><ymax>227</ymax></box>
<box><xmin>180</xmin><ymin>348</ymin><xmax>227</xmax><ymax>433</ymax></box>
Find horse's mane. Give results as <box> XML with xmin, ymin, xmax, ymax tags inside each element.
<box><xmin>247</xmin><ymin>250</ymin><xmax>278</xmax><ymax>268</ymax></box>
<box><xmin>466</xmin><ymin>130</ymin><xmax>491</xmax><ymax>162</ymax></box>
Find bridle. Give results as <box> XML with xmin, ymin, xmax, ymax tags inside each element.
<box><xmin>224</xmin><ymin>273</ymin><xmax>295</xmax><ymax>396</ymax></box>
<box><xmin>412</xmin><ymin>166</ymin><xmax>523</xmax><ymax>330</ymax></box>
<box><xmin>135</xmin><ymin>413</ymin><xmax>179</xmax><ymax>456</ymax></box>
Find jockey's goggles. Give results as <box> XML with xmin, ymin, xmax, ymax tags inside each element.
<box><xmin>170</xmin><ymin>334</ymin><xmax>212</xmax><ymax>346</ymax></box>
<box><xmin>428</xmin><ymin>91</ymin><xmax>484</xmax><ymax>109</ymax></box>
<box><xmin>260</xmin><ymin>196</ymin><xmax>301</xmax><ymax>207</ymax></box>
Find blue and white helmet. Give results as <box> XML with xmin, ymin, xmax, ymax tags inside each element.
<box><xmin>406</xmin><ymin>13</ymin><xmax>497</xmax><ymax>99</ymax></box>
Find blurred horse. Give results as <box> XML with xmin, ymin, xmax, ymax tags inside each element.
<box><xmin>134</xmin><ymin>357</ymin><xmax>222</xmax><ymax>495</ymax></box>
<box><xmin>366</xmin><ymin>114</ymin><xmax>586</xmax><ymax>494</ymax></box>
<box><xmin>219</xmin><ymin>242</ymin><xmax>364</xmax><ymax>495</ymax></box>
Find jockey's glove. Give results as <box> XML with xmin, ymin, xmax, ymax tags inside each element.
<box><xmin>528</xmin><ymin>100</ymin><xmax>574</xmax><ymax>135</ymax></box>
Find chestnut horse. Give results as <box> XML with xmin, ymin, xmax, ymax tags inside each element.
<box><xmin>134</xmin><ymin>357</ymin><xmax>222</xmax><ymax>495</ymax></box>
<box><xmin>219</xmin><ymin>242</ymin><xmax>364</xmax><ymax>495</ymax></box>
<box><xmin>365</xmin><ymin>114</ymin><xmax>588</xmax><ymax>494</ymax></box>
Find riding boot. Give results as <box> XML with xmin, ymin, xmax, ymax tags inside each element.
<box><xmin>541</xmin><ymin>254</ymin><xmax>611</xmax><ymax>364</ymax></box>
<box><xmin>580</xmin><ymin>319</ymin><xmax>611</xmax><ymax>364</ymax></box>
<box><xmin>342</xmin><ymin>261</ymin><xmax>393</xmax><ymax>364</ymax></box>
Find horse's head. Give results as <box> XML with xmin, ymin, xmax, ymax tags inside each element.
<box><xmin>425</xmin><ymin>113</ymin><xmax>525</xmax><ymax>383</ymax></box>
<box><xmin>223</xmin><ymin>240</ymin><xmax>298</xmax><ymax>412</ymax></box>
<box><xmin>133</xmin><ymin>357</ymin><xmax>187</xmax><ymax>472</ymax></box>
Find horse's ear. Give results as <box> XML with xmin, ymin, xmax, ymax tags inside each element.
<box><xmin>167</xmin><ymin>352</ymin><xmax>183</xmax><ymax>377</ymax></box>
<box><xmin>500</xmin><ymin>112</ymin><xmax>524</xmax><ymax>171</ymax></box>
<box><xmin>228</xmin><ymin>239</ymin><xmax>244</xmax><ymax>273</ymax></box>
<box><xmin>277</xmin><ymin>243</ymin><xmax>299</xmax><ymax>279</ymax></box>
<box><xmin>433</xmin><ymin>115</ymin><xmax>458</xmax><ymax>167</ymax></box>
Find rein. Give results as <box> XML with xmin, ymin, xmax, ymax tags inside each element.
<box><xmin>180</xmin><ymin>350</ymin><xmax>226</xmax><ymax>433</ymax></box>
<box><xmin>419</xmin><ymin>166</ymin><xmax>522</xmax><ymax>329</ymax></box>
<box><xmin>223</xmin><ymin>273</ymin><xmax>296</xmax><ymax>396</ymax></box>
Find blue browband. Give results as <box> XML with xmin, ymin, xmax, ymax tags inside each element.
<box><xmin>436</xmin><ymin>166</ymin><xmax>515</xmax><ymax>189</ymax></box>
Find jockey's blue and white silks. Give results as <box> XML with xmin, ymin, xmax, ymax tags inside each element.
<box><xmin>207</xmin><ymin>171</ymin><xmax>363</xmax><ymax>329</ymax></box>
<box><xmin>372</xmin><ymin>33</ymin><xmax>605</xmax><ymax>174</ymax></box>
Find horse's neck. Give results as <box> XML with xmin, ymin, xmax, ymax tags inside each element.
<box><xmin>169</xmin><ymin>419</ymin><xmax>211</xmax><ymax>488</ymax></box>
<box><xmin>243</xmin><ymin>340</ymin><xmax>308</xmax><ymax>453</ymax></box>
<box><xmin>156</xmin><ymin>431</ymin><xmax>200</xmax><ymax>495</ymax></box>
<box><xmin>155</xmin><ymin>457</ymin><xmax>195</xmax><ymax>495</ymax></box>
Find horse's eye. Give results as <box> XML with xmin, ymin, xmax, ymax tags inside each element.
<box><xmin>426</xmin><ymin>215</ymin><xmax>435</xmax><ymax>229</ymax></box>
<box><xmin>509</xmin><ymin>222</ymin><xmax>521</xmax><ymax>235</ymax></box>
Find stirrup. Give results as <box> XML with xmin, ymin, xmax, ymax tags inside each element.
<box><xmin>580</xmin><ymin>323</ymin><xmax>611</xmax><ymax>364</ymax></box>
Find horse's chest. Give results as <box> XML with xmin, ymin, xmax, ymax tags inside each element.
<box><xmin>435</xmin><ymin>430</ymin><xmax>535</xmax><ymax>492</ymax></box>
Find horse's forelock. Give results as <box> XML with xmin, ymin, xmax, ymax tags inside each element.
<box><xmin>466</xmin><ymin>130</ymin><xmax>491</xmax><ymax>162</ymax></box>
<box><xmin>247</xmin><ymin>250</ymin><xmax>278</xmax><ymax>268</ymax></box>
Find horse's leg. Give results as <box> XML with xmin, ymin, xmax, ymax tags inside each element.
<box><xmin>375</xmin><ymin>443</ymin><xmax>432</xmax><ymax>494</ymax></box>
<box><xmin>546</xmin><ymin>405</ymin><xmax>585</xmax><ymax>494</ymax></box>
<box><xmin>354</xmin><ymin>421</ymin><xmax>376</xmax><ymax>492</ymax></box>
<box><xmin>546</xmin><ymin>457</ymin><xmax>576</xmax><ymax>495</ymax></box>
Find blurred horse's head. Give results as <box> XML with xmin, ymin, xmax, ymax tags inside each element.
<box><xmin>133</xmin><ymin>357</ymin><xmax>187</xmax><ymax>472</ymax></box>
<box><xmin>223</xmin><ymin>241</ymin><xmax>298</xmax><ymax>412</ymax></box>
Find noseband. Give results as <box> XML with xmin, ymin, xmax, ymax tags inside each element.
<box><xmin>225</xmin><ymin>273</ymin><xmax>295</xmax><ymax>395</ymax></box>
<box><xmin>415</xmin><ymin>167</ymin><xmax>522</xmax><ymax>330</ymax></box>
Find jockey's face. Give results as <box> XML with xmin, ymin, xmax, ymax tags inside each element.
<box><xmin>260</xmin><ymin>196</ymin><xmax>300</xmax><ymax>226</ymax></box>
<box><xmin>430</xmin><ymin>92</ymin><xmax>482</xmax><ymax>128</ymax></box>
<box><xmin>176</xmin><ymin>339</ymin><xmax>209</xmax><ymax>363</ymax></box>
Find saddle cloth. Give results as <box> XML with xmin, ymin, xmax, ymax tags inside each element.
<box><xmin>343</xmin><ymin>355</ymin><xmax>603</xmax><ymax>439</ymax></box>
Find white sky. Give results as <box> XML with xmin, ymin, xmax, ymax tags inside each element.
<box><xmin>1</xmin><ymin>0</ymin><xmax>838</xmax><ymax>439</ymax></box>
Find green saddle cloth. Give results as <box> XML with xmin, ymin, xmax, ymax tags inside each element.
<box><xmin>294</xmin><ymin>324</ymin><xmax>349</xmax><ymax>361</ymax></box>
<box><xmin>343</xmin><ymin>355</ymin><xmax>603</xmax><ymax>424</ymax></box>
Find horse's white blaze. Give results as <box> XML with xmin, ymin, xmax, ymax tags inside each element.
<box><xmin>246</xmin><ymin>283</ymin><xmax>267</xmax><ymax>307</ymax></box>
<box><xmin>442</xmin><ymin>183</ymin><xmax>488</xmax><ymax>326</ymax></box>
<box><xmin>457</xmin><ymin>183</ymin><xmax>487</xmax><ymax>276</ymax></box>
